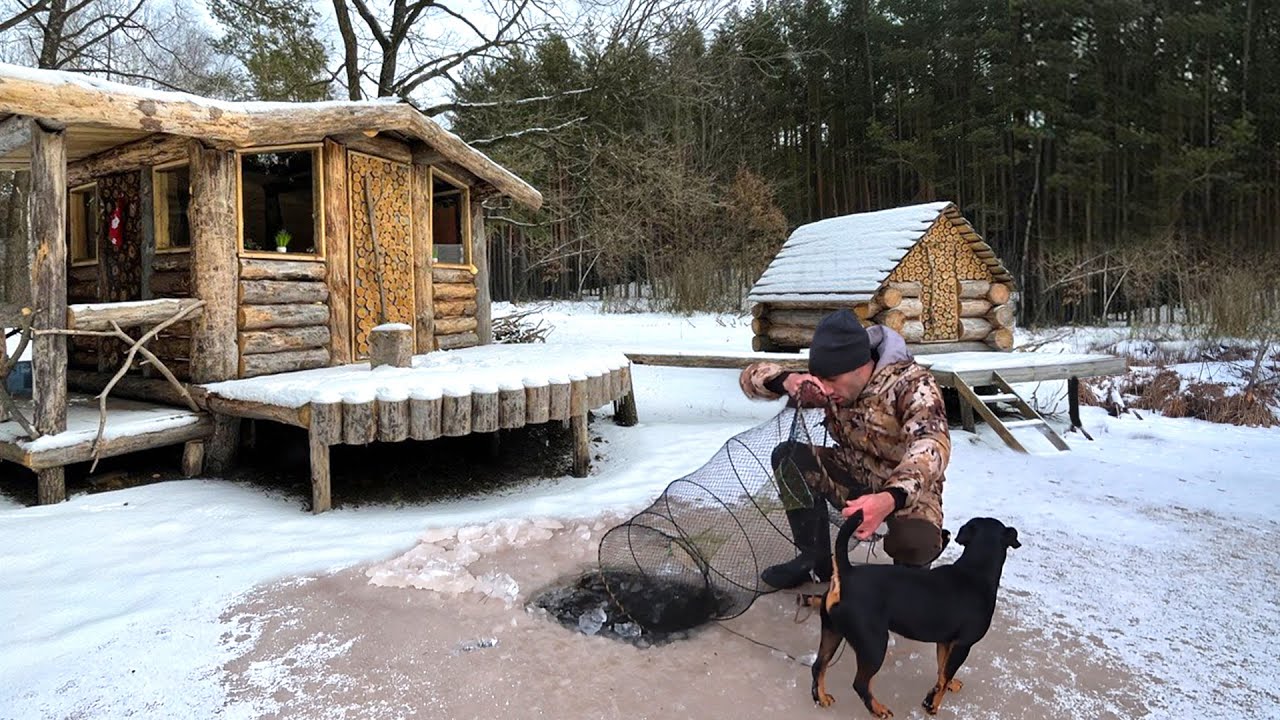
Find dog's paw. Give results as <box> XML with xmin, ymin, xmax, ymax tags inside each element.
<box><xmin>921</xmin><ymin>692</ymin><xmax>942</xmax><ymax>715</ymax></box>
<box><xmin>947</xmin><ymin>679</ymin><xmax>963</xmax><ymax>693</ymax></box>
<box><xmin>814</xmin><ymin>692</ymin><xmax>835</xmax><ymax>708</ymax></box>
<box><xmin>870</xmin><ymin>699</ymin><xmax>894</xmax><ymax>718</ymax></box>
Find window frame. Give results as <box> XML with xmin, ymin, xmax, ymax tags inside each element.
<box><xmin>235</xmin><ymin>143</ymin><xmax>326</xmax><ymax>261</ymax></box>
<box><xmin>67</xmin><ymin>182</ymin><xmax>99</xmax><ymax>267</ymax></box>
<box><xmin>429</xmin><ymin>167</ymin><xmax>474</xmax><ymax>272</ymax></box>
<box><xmin>152</xmin><ymin>160</ymin><xmax>192</xmax><ymax>254</ymax></box>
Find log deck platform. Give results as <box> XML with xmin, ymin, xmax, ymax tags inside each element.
<box><xmin>201</xmin><ymin>344</ymin><xmax>639</xmax><ymax>513</ymax></box>
<box><xmin>0</xmin><ymin>394</ymin><xmax>213</xmax><ymax>502</ymax></box>
<box><xmin>625</xmin><ymin>349</ymin><xmax>1127</xmax><ymax>453</ymax></box>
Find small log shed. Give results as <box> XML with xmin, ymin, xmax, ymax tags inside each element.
<box><xmin>0</xmin><ymin>64</ymin><xmax>626</xmax><ymax>506</ymax></box>
<box><xmin>748</xmin><ymin>202</ymin><xmax>1017</xmax><ymax>354</ymax></box>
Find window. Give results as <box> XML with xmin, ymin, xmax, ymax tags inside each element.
<box><xmin>68</xmin><ymin>184</ymin><xmax>99</xmax><ymax>265</ymax></box>
<box><xmin>154</xmin><ymin>163</ymin><xmax>191</xmax><ymax>251</ymax></box>
<box><xmin>431</xmin><ymin>170</ymin><xmax>470</xmax><ymax>266</ymax></box>
<box><xmin>239</xmin><ymin>147</ymin><xmax>322</xmax><ymax>256</ymax></box>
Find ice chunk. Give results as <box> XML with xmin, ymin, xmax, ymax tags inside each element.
<box><xmin>475</xmin><ymin>572</ymin><xmax>520</xmax><ymax>606</ymax></box>
<box><xmin>457</xmin><ymin>637</ymin><xmax>499</xmax><ymax>653</ymax></box>
<box><xmin>613</xmin><ymin>622</ymin><xmax>641</xmax><ymax>639</ymax></box>
<box><xmin>577</xmin><ymin>606</ymin><xmax>608</xmax><ymax>636</ymax></box>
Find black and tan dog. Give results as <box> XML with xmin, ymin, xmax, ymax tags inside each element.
<box><xmin>800</xmin><ymin>511</ymin><xmax>1020</xmax><ymax>717</ymax></box>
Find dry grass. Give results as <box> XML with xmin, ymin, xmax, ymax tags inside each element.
<box><xmin>1081</xmin><ymin>369</ymin><xmax>1278</xmax><ymax>428</ymax></box>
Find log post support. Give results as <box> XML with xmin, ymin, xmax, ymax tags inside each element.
<box><xmin>310</xmin><ymin>398</ymin><xmax>342</xmax><ymax>513</ymax></box>
<box><xmin>322</xmin><ymin>139</ymin><xmax>353</xmax><ymax>364</ymax></box>
<box><xmin>188</xmin><ymin>141</ymin><xmax>241</xmax><ymax>471</ymax></box>
<box><xmin>29</xmin><ymin>120</ymin><xmax>67</xmax><ymax>504</ymax></box>
<box><xmin>181</xmin><ymin>440</ymin><xmax>205</xmax><ymax>477</ymax></box>
<box><xmin>410</xmin><ymin>156</ymin><xmax>435</xmax><ymax>353</ymax></box>
<box><xmin>614</xmin><ymin>365</ymin><xmax>638</xmax><ymax>427</ymax></box>
<box><xmin>471</xmin><ymin>196</ymin><xmax>492</xmax><ymax>344</ymax></box>
<box><xmin>570</xmin><ymin>377</ymin><xmax>590</xmax><ymax>477</ymax></box>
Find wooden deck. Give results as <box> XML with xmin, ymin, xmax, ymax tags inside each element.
<box><xmin>0</xmin><ymin>394</ymin><xmax>212</xmax><ymax>471</ymax></box>
<box><xmin>200</xmin><ymin>344</ymin><xmax>640</xmax><ymax>512</ymax></box>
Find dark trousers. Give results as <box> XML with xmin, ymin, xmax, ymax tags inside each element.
<box><xmin>770</xmin><ymin>441</ymin><xmax>942</xmax><ymax>567</ymax></box>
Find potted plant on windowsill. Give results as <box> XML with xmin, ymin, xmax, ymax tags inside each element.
<box><xmin>274</xmin><ymin>229</ymin><xmax>291</xmax><ymax>253</ymax></box>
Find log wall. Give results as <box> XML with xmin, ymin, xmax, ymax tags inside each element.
<box><xmin>751</xmin><ymin>209</ymin><xmax>1016</xmax><ymax>353</ymax></box>
<box><xmin>431</xmin><ymin>265</ymin><xmax>479</xmax><ymax>350</ymax></box>
<box><xmin>235</xmin><ymin>258</ymin><xmax>331</xmax><ymax>378</ymax></box>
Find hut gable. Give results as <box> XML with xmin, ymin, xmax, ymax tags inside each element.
<box><xmin>749</xmin><ymin>202</ymin><xmax>1016</xmax><ymax>353</ymax></box>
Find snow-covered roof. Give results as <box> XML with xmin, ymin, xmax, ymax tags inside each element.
<box><xmin>0</xmin><ymin>63</ymin><xmax>541</xmax><ymax>209</ymax></box>
<box><xmin>749</xmin><ymin>201</ymin><xmax>952</xmax><ymax>304</ymax></box>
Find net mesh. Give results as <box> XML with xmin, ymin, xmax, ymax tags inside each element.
<box><xmin>595</xmin><ymin>406</ymin><xmax>842</xmax><ymax>634</ymax></box>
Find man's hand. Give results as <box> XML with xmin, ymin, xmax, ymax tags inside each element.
<box><xmin>782</xmin><ymin>373</ymin><xmax>830</xmax><ymax>407</ymax></box>
<box><xmin>842</xmin><ymin>492</ymin><xmax>896</xmax><ymax>540</ymax></box>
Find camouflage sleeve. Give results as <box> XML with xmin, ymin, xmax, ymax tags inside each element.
<box><xmin>883</xmin><ymin>369</ymin><xmax>951</xmax><ymax>508</ymax></box>
<box><xmin>738</xmin><ymin>362</ymin><xmax>787</xmax><ymax>401</ymax></box>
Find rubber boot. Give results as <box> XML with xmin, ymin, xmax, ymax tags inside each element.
<box><xmin>762</xmin><ymin>499</ymin><xmax>832</xmax><ymax>589</ymax></box>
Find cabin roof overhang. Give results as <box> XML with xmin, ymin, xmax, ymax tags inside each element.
<box><xmin>0</xmin><ymin>63</ymin><xmax>542</xmax><ymax>210</ymax></box>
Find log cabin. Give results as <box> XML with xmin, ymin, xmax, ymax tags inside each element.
<box><xmin>0</xmin><ymin>64</ymin><xmax>638</xmax><ymax>508</ymax></box>
<box><xmin>748</xmin><ymin>202</ymin><xmax>1017</xmax><ymax>354</ymax></box>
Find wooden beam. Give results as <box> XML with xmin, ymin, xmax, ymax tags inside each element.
<box><xmin>471</xmin><ymin>196</ymin><xmax>492</xmax><ymax>344</ymax></box>
<box><xmin>322</xmin><ymin>139</ymin><xmax>352</xmax><ymax>365</ymax></box>
<box><xmin>68</xmin><ymin>369</ymin><xmax>208</xmax><ymax>408</ymax></box>
<box><xmin>0</xmin><ymin>114</ymin><xmax>30</xmax><ymax>156</ymax></box>
<box><xmin>625</xmin><ymin>352</ymin><xmax>809</xmax><ymax>371</ymax></box>
<box><xmin>29</xmin><ymin>119</ymin><xmax>67</xmax><ymax>439</ymax></box>
<box><xmin>25</xmin><ymin>414</ymin><xmax>214</xmax><ymax>470</ymax></box>
<box><xmin>330</xmin><ymin>132</ymin><xmax>412</xmax><ymax>164</ymax></box>
<box><xmin>66</xmin><ymin>298</ymin><xmax>204</xmax><ymax>330</ymax></box>
<box><xmin>66</xmin><ymin>134</ymin><xmax>188</xmax><ymax>187</ymax></box>
<box><xmin>411</xmin><ymin>160</ymin><xmax>434</xmax><ymax>353</ymax></box>
<box><xmin>569</xmin><ymin>378</ymin><xmax>590</xmax><ymax>477</ymax></box>
<box><xmin>203</xmin><ymin>394</ymin><xmax>311</xmax><ymax>428</ymax></box>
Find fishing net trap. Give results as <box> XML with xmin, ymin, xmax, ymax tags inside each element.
<box><xmin>532</xmin><ymin>406</ymin><xmax>884</xmax><ymax>645</ymax></box>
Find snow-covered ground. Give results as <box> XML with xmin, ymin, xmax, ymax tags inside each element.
<box><xmin>2</xmin><ymin>303</ymin><xmax>1278</xmax><ymax>719</ymax></box>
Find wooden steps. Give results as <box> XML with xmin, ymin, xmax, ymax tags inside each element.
<box><xmin>947</xmin><ymin>370</ymin><xmax>1070</xmax><ymax>453</ymax></box>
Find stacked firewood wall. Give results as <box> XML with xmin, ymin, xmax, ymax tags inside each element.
<box><xmin>149</xmin><ymin>252</ymin><xmax>193</xmax><ymax>380</ymax></box>
<box><xmin>432</xmin><ymin>266</ymin><xmax>479</xmax><ymax>350</ymax></box>
<box><xmin>235</xmin><ymin>258</ymin><xmax>331</xmax><ymax>378</ymax></box>
<box><xmin>751</xmin><ymin>210</ymin><xmax>1016</xmax><ymax>352</ymax></box>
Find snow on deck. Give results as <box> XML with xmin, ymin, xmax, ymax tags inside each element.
<box><xmin>0</xmin><ymin>395</ymin><xmax>203</xmax><ymax>451</ymax></box>
<box><xmin>748</xmin><ymin>201</ymin><xmax>949</xmax><ymax>303</ymax></box>
<box><xmin>917</xmin><ymin>350</ymin><xmax>1114</xmax><ymax>373</ymax></box>
<box><xmin>202</xmin><ymin>344</ymin><xmax>632</xmax><ymax>408</ymax></box>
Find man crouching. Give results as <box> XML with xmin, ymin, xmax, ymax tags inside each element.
<box><xmin>740</xmin><ymin>309</ymin><xmax>952</xmax><ymax>588</ymax></box>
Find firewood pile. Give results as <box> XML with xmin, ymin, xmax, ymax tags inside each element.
<box><xmin>493</xmin><ymin>305</ymin><xmax>553</xmax><ymax>344</ymax></box>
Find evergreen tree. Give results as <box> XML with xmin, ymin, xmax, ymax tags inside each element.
<box><xmin>209</xmin><ymin>0</ymin><xmax>330</xmax><ymax>101</ymax></box>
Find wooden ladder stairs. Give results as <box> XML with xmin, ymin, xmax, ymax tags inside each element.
<box><xmin>950</xmin><ymin>371</ymin><xmax>1070</xmax><ymax>453</ymax></box>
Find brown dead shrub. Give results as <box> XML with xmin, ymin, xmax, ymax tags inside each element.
<box><xmin>1130</xmin><ymin>370</ymin><xmax>1188</xmax><ymax>418</ymax></box>
<box><xmin>1186</xmin><ymin>385</ymin><xmax>1278</xmax><ymax>428</ymax></box>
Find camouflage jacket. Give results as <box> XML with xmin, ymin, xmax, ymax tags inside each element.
<box><xmin>739</xmin><ymin>326</ymin><xmax>951</xmax><ymax>525</ymax></box>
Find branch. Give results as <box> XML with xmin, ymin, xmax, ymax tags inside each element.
<box><xmin>418</xmin><ymin>87</ymin><xmax>593</xmax><ymax>116</ymax></box>
<box><xmin>0</xmin><ymin>0</ymin><xmax>49</xmax><ymax>33</ymax></box>
<box><xmin>60</xmin><ymin>67</ymin><xmax>192</xmax><ymax>93</ymax></box>
<box><xmin>467</xmin><ymin>116</ymin><xmax>588</xmax><ymax>148</ymax></box>
<box><xmin>349</xmin><ymin>0</ymin><xmax>391</xmax><ymax>50</ymax></box>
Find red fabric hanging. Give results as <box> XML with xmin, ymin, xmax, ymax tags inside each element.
<box><xmin>108</xmin><ymin>196</ymin><xmax>124</xmax><ymax>249</ymax></box>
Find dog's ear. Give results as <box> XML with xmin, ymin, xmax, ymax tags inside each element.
<box><xmin>1004</xmin><ymin>526</ymin><xmax>1021</xmax><ymax>549</ymax></box>
<box><xmin>955</xmin><ymin>521</ymin><xmax>974</xmax><ymax>546</ymax></box>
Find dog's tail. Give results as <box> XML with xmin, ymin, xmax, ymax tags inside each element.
<box><xmin>834</xmin><ymin>509</ymin><xmax>863</xmax><ymax>577</ymax></box>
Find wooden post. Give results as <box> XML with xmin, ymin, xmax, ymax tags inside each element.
<box><xmin>188</xmin><ymin>141</ymin><xmax>240</xmax><ymax>472</ymax></box>
<box><xmin>471</xmin><ymin>197</ymin><xmax>492</xmax><ymax>344</ymax></box>
<box><xmin>181</xmin><ymin>440</ymin><xmax>205</xmax><ymax>477</ymax></box>
<box><xmin>310</xmin><ymin>397</ymin><xmax>342</xmax><ymax>513</ymax></box>
<box><xmin>441</xmin><ymin>388</ymin><xmax>472</xmax><ymax>436</ymax></box>
<box><xmin>409</xmin><ymin>388</ymin><xmax>442</xmax><ymax>440</ymax></box>
<box><xmin>376</xmin><ymin>388</ymin><xmax>410</xmax><ymax>442</ymax></box>
<box><xmin>525</xmin><ymin>379</ymin><xmax>550</xmax><ymax>425</ymax></box>
<box><xmin>29</xmin><ymin>120</ymin><xmax>67</xmax><ymax>505</ymax></box>
<box><xmin>498</xmin><ymin>381</ymin><xmax>525</xmax><ymax>429</ymax></box>
<box><xmin>411</xmin><ymin>158</ymin><xmax>435</xmax><ymax>353</ymax></box>
<box><xmin>472</xmin><ymin>384</ymin><xmax>499</xmax><ymax>434</ymax></box>
<box><xmin>570</xmin><ymin>377</ymin><xmax>590</xmax><ymax>477</ymax></box>
<box><xmin>342</xmin><ymin>392</ymin><xmax>377</xmax><ymax>445</ymax></box>
<box><xmin>323</xmin><ymin>139</ymin><xmax>352</xmax><ymax>364</ymax></box>
<box><xmin>368</xmin><ymin>323</ymin><xmax>413</xmax><ymax>368</ymax></box>
<box><xmin>614</xmin><ymin>365</ymin><xmax>638</xmax><ymax>427</ymax></box>
<box><xmin>548</xmin><ymin>378</ymin><xmax>571</xmax><ymax>421</ymax></box>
